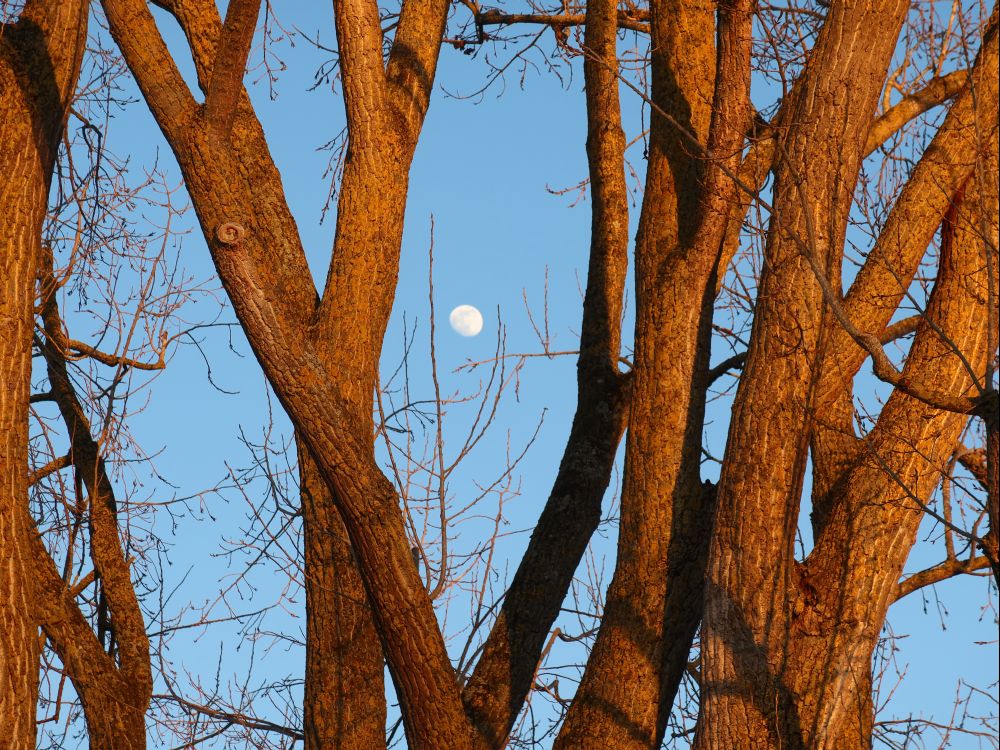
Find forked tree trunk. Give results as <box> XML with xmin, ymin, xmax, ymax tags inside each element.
<box><xmin>99</xmin><ymin>0</ymin><xmax>464</xmax><ymax>744</ymax></box>
<box><xmin>554</xmin><ymin>1</ymin><xmax>755</xmax><ymax>746</ymax></box>
<box><xmin>697</xmin><ymin>2</ymin><xmax>909</xmax><ymax>744</ymax></box>
<box><xmin>696</xmin><ymin>4</ymin><xmax>997</xmax><ymax>749</ymax></box>
<box><xmin>111</xmin><ymin>2</ymin><xmax>391</xmax><ymax>743</ymax></box>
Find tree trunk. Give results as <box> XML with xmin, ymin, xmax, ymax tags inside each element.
<box><xmin>461</xmin><ymin>0</ymin><xmax>631</xmax><ymax>741</ymax></box>
<box><xmin>695</xmin><ymin>4</ymin><xmax>1000</xmax><ymax>749</ymax></box>
<box><xmin>0</xmin><ymin>2</ymin><xmax>88</xmax><ymax>745</ymax></box>
<box><xmin>696</xmin><ymin>2</ymin><xmax>910</xmax><ymax>748</ymax></box>
<box><xmin>99</xmin><ymin>0</ymin><xmax>475</xmax><ymax>744</ymax></box>
<box><xmin>298</xmin><ymin>444</ymin><xmax>386</xmax><ymax>749</ymax></box>
<box><xmin>555</xmin><ymin>1</ymin><xmax>755</xmax><ymax>746</ymax></box>
<box><xmin>34</xmin><ymin>530</ymin><xmax>148</xmax><ymax>750</ymax></box>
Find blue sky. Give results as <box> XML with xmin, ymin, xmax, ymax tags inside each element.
<box><xmin>38</xmin><ymin>3</ymin><xmax>999</xmax><ymax>746</ymax></box>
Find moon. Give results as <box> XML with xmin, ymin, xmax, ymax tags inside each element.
<box><xmin>449</xmin><ymin>305</ymin><xmax>483</xmax><ymax>337</ymax></box>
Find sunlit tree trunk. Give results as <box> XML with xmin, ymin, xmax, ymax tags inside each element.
<box><xmin>298</xmin><ymin>448</ymin><xmax>386</xmax><ymax>748</ymax></box>
<box><xmin>0</xmin><ymin>2</ymin><xmax>88</xmax><ymax>744</ymax></box>
<box><xmin>101</xmin><ymin>0</ymin><xmax>469</xmax><ymax>745</ymax></box>
<box><xmin>696</xmin><ymin>5</ymin><xmax>998</xmax><ymax>749</ymax></box>
<box><xmin>93</xmin><ymin>0</ymin><xmax>1000</xmax><ymax>746</ymax></box>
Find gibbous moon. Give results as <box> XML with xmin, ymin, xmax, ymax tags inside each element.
<box><xmin>449</xmin><ymin>305</ymin><xmax>483</xmax><ymax>337</ymax></box>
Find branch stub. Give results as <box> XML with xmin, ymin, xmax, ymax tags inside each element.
<box><xmin>216</xmin><ymin>222</ymin><xmax>246</xmax><ymax>245</ymax></box>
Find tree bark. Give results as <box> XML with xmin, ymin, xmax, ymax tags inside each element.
<box><xmin>460</xmin><ymin>0</ymin><xmax>631</xmax><ymax>742</ymax></box>
<box><xmin>555</xmin><ymin>1</ymin><xmax>753</xmax><ymax>746</ymax></box>
<box><xmin>810</xmin><ymin>12</ymin><xmax>999</xmax><ymax>532</ymax></box>
<box><xmin>298</xmin><ymin>444</ymin><xmax>386</xmax><ymax>749</ymax></box>
<box><xmin>696</xmin><ymin>2</ymin><xmax>911</xmax><ymax>748</ymax></box>
<box><xmin>100</xmin><ymin>0</ymin><xmax>478</xmax><ymax>745</ymax></box>
<box><xmin>0</xmin><ymin>2</ymin><xmax>88</xmax><ymax>745</ymax></box>
<box><xmin>695</xmin><ymin>4</ymin><xmax>996</xmax><ymax>750</ymax></box>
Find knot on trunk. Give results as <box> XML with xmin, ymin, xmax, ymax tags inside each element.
<box><xmin>216</xmin><ymin>222</ymin><xmax>246</xmax><ymax>245</ymax></box>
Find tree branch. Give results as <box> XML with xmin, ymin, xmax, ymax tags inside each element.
<box><xmin>387</xmin><ymin>0</ymin><xmax>451</xmax><ymax>134</ymax></box>
<box><xmin>880</xmin><ymin>315</ymin><xmax>920</xmax><ymax>344</ymax></box>
<box><xmin>36</xmin><ymin>248</ymin><xmax>152</xmax><ymax>691</ymax></box>
<box><xmin>461</xmin><ymin>0</ymin><xmax>631</xmax><ymax>738</ymax></box>
<box><xmin>29</xmin><ymin>453</ymin><xmax>71</xmax><ymax>485</ymax></box>
<box><xmin>867</xmin><ymin>69</ymin><xmax>969</xmax><ymax>151</ymax></box>
<box><xmin>476</xmin><ymin>8</ymin><xmax>650</xmax><ymax>34</ymax></box>
<box><xmin>958</xmin><ymin>446</ymin><xmax>988</xmax><ymax>488</ymax></box>
<box><xmin>708</xmin><ymin>352</ymin><xmax>747</xmax><ymax>384</ymax></box>
<box><xmin>204</xmin><ymin>0</ymin><xmax>261</xmax><ymax>145</ymax></box>
<box><xmin>65</xmin><ymin>336</ymin><xmax>167</xmax><ymax>370</ymax></box>
<box><xmin>893</xmin><ymin>554</ymin><xmax>992</xmax><ymax>601</ymax></box>
<box><xmin>101</xmin><ymin>0</ymin><xmax>199</xmax><ymax>134</ymax></box>
<box><xmin>333</xmin><ymin>0</ymin><xmax>389</xmax><ymax>136</ymax></box>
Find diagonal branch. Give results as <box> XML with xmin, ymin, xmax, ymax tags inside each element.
<box><xmin>461</xmin><ymin>0</ymin><xmax>631</xmax><ymax>739</ymax></box>
<box><xmin>793</xmin><ymin>149</ymin><xmax>986</xmax><ymax>416</ymax></box>
<box><xmin>204</xmin><ymin>0</ymin><xmax>261</xmax><ymax>145</ymax></box>
<box><xmin>867</xmin><ymin>69</ymin><xmax>969</xmax><ymax>149</ymax></box>
<box><xmin>893</xmin><ymin>554</ymin><xmax>992</xmax><ymax>601</ymax></box>
<box><xmin>387</xmin><ymin>0</ymin><xmax>451</xmax><ymax>134</ymax></box>
<box><xmin>36</xmin><ymin>248</ymin><xmax>152</xmax><ymax>690</ymax></box>
<box><xmin>716</xmin><ymin>66</ymin><xmax>973</xmax><ymax>293</ymax></box>
<box><xmin>100</xmin><ymin>0</ymin><xmax>199</xmax><ymax>134</ymax></box>
<box><xmin>822</xmin><ymin>8</ymin><xmax>998</xmax><ymax>395</ymax></box>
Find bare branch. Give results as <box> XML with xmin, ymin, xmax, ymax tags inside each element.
<box><xmin>476</xmin><ymin>8</ymin><xmax>651</xmax><ymax>35</ymax></box>
<box><xmin>893</xmin><ymin>555</ymin><xmax>992</xmax><ymax>601</ymax></box>
<box><xmin>866</xmin><ymin>69</ymin><xmax>969</xmax><ymax>151</ymax></box>
<box><xmin>204</xmin><ymin>0</ymin><xmax>261</xmax><ymax>145</ymax></box>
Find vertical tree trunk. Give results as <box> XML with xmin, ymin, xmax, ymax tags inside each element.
<box><xmin>0</xmin><ymin>2</ymin><xmax>88</xmax><ymax>745</ymax></box>
<box><xmin>696</xmin><ymin>2</ymin><xmax>909</xmax><ymax>748</ymax></box>
<box><xmin>101</xmin><ymin>2</ymin><xmax>392</xmax><ymax>742</ymax></box>
<box><xmin>0</xmin><ymin>100</ymin><xmax>43</xmax><ymax>750</ymax></box>
<box><xmin>299</xmin><ymin>445</ymin><xmax>386</xmax><ymax>749</ymax></box>
<box><xmin>556</xmin><ymin>1</ymin><xmax>754</xmax><ymax>746</ymax></box>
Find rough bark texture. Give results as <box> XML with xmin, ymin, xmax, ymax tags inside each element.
<box><xmin>0</xmin><ymin>2</ymin><xmax>88</xmax><ymax>745</ymax></box>
<box><xmin>298</xmin><ymin>444</ymin><xmax>386</xmax><ymax>749</ymax></box>
<box><xmin>101</xmin><ymin>0</ymin><xmax>475</xmax><ymax>746</ymax></box>
<box><xmin>130</xmin><ymin>2</ymin><xmax>390</xmax><ymax>745</ymax></box>
<box><xmin>555</xmin><ymin>1</ymin><xmax>754</xmax><ymax>747</ymax></box>
<box><xmin>811</xmin><ymin>14</ymin><xmax>999</xmax><ymax>528</ymax></box>
<box><xmin>695</xmin><ymin>3</ymin><xmax>996</xmax><ymax>750</ymax></box>
<box><xmin>88</xmin><ymin>0</ymin><xmax>999</xmax><ymax>747</ymax></box>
